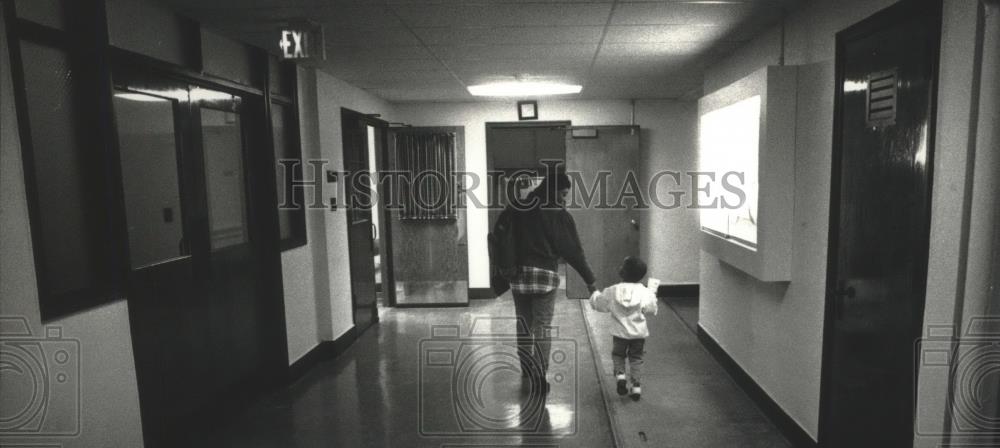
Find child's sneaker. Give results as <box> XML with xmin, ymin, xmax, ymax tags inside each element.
<box><xmin>629</xmin><ymin>382</ymin><xmax>641</xmax><ymax>401</ymax></box>
<box><xmin>615</xmin><ymin>373</ymin><xmax>628</xmax><ymax>396</ymax></box>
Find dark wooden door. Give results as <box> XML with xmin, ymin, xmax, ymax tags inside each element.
<box><xmin>341</xmin><ymin>108</ymin><xmax>378</xmax><ymax>330</ymax></box>
<box><xmin>114</xmin><ymin>69</ymin><xmax>286</xmax><ymax>446</ymax></box>
<box><xmin>821</xmin><ymin>1</ymin><xmax>941</xmax><ymax>446</ymax></box>
<box><xmin>485</xmin><ymin>122</ymin><xmax>569</xmax><ymax>240</ymax></box>
<box><xmin>565</xmin><ymin>126</ymin><xmax>641</xmax><ymax>298</ymax></box>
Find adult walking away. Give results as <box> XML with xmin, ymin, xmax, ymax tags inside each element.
<box><xmin>504</xmin><ymin>171</ymin><xmax>597</xmax><ymax>395</ymax></box>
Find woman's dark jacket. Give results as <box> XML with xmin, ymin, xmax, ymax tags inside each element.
<box><xmin>510</xmin><ymin>192</ymin><xmax>596</xmax><ymax>285</ymax></box>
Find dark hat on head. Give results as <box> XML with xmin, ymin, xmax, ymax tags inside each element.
<box><xmin>532</xmin><ymin>169</ymin><xmax>572</xmax><ymax>205</ymax></box>
<box><xmin>619</xmin><ymin>256</ymin><xmax>647</xmax><ymax>283</ymax></box>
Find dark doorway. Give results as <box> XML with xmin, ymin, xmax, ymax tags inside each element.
<box><xmin>113</xmin><ymin>67</ymin><xmax>287</xmax><ymax>447</ymax></box>
<box><xmin>386</xmin><ymin>126</ymin><xmax>468</xmax><ymax>307</ymax></box>
<box><xmin>820</xmin><ymin>1</ymin><xmax>942</xmax><ymax>446</ymax></box>
<box><xmin>485</xmin><ymin>121</ymin><xmax>570</xmax><ymax>235</ymax></box>
<box><xmin>341</xmin><ymin>108</ymin><xmax>388</xmax><ymax>331</ymax></box>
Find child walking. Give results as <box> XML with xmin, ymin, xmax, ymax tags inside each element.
<box><xmin>589</xmin><ymin>256</ymin><xmax>658</xmax><ymax>401</ymax></box>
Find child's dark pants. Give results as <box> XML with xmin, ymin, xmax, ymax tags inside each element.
<box><xmin>612</xmin><ymin>336</ymin><xmax>645</xmax><ymax>382</ymax></box>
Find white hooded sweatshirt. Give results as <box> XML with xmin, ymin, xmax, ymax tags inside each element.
<box><xmin>589</xmin><ymin>282</ymin><xmax>659</xmax><ymax>339</ymax></box>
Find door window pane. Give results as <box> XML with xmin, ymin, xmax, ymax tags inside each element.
<box><xmin>16</xmin><ymin>0</ymin><xmax>67</xmax><ymax>30</ymax></box>
<box><xmin>19</xmin><ymin>40</ymin><xmax>101</xmax><ymax>295</ymax></box>
<box><xmin>114</xmin><ymin>91</ymin><xmax>186</xmax><ymax>268</ymax></box>
<box><xmin>271</xmin><ymin>102</ymin><xmax>301</xmax><ymax>241</ymax></box>
<box><xmin>201</xmin><ymin>108</ymin><xmax>248</xmax><ymax>249</ymax></box>
<box><xmin>268</xmin><ymin>56</ymin><xmax>289</xmax><ymax>96</ymax></box>
<box><xmin>271</xmin><ymin>103</ymin><xmax>290</xmax><ymax>240</ymax></box>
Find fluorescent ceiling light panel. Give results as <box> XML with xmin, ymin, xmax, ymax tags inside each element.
<box><xmin>114</xmin><ymin>92</ymin><xmax>169</xmax><ymax>102</ymax></box>
<box><xmin>467</xmin><ymin>82</ymin><xmax>582</xmax><ymax>97</ymax></box>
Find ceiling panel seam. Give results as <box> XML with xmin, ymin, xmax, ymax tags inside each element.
<box><xmin>585</xmin><ymin>0</ymin><xmax>620</xmax><ymax>86</ymax></box>
<box><xmin>383</xmin><ymin>0</ymin><xmax>468</xmax><ymax>89</ymax></box>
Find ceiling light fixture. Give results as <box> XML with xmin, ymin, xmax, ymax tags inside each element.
<box><xmin>467</xmin><ymin>81</ymin><xmax>582</xmax><ymax>97</ymax></box>
<box><xmin>114</xmin><ymin>92</ymin><xmax>169</xmax><ymax>102</ymax></box>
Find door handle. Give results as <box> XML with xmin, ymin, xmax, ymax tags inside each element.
<box><xmin>630</xmin><ymin>218</ymin><xmax>639</xmax><ymax>230</ymax></box>
<box><xmin>832</xmin><ymin>281</ymin><xmax>855</xmax><ymax>320</ymax></box>
<box><xmin>834</xmin><ymin>285</ymin><xmax>856</xmax><ymax>298</ymax></box>
<box><xmin>371</xmin><ymin>222</ymin><xmax>378</xmax><ymax>241</ymax></box>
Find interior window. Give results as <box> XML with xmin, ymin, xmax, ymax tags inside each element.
<box><xmin>114</xmin><ymin>91</ymin><xmax>187</xmax><ymax>268</ymax></box>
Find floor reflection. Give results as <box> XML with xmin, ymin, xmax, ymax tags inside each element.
<box><xmin>198</xmin><ymin>298</ymin><xmax>613</xmax><ymax>447</ymax></box>
<box><xmin>395</xmin><ymin>280</ymin><xmax>470</xmax><ymax>305</ymax></box>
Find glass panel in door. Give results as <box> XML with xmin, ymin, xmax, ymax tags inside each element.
<box><xmin>200</xmin><ymin>107</ymin><xmax>249</xmax><ymax>250</ymax></box>
<box><xmin>113</xmin><ymin>90</ymin><xmax>187</xmax><ymax>268</ymax></box>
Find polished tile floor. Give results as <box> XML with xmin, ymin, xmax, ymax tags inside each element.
<box><xmin>200</xmin><ymin>295</ymin><xmax>788</xmax><ymax>447</ymax></box>
<box><xmin>583</xmin><ymin>296</ymin><xmax>791</xmax><ymax>448</ymax></box>
<box><xmin>200</xmin><ymin>296</ymin><xmax>613</xmax><ymax>447</ymax></box>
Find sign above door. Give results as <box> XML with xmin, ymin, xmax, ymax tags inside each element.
<box><xmin>278</xmin><ymin>23</ymin><xmax>325</xmax><ymax>61</ymax></box>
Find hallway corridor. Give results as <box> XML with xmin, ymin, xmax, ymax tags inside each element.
<box><xmin>200</xmin><ymin>298</ymin><xmax>613</xmax><ymax>447</ymax></box>
<box><xmin>199</xmin><ymin>296</ymin><xmax>787</xmax><ymax>447</ymax></box>
<box><xmin>584</xmin><ymin>297</ymin><xmax>790</xmax><ymax>447</ymax></box>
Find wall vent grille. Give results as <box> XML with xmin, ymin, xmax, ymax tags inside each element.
<box><xmin>866</xmin><ymin>69</ymin><xmax>898</xmax><ymax>127</ymax></box>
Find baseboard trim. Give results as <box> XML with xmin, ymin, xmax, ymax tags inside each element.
<box><xmin>288</xmin><ymin>326</ymin><xmax>359</xmax><ymax>382</ymax></box>
<box><xmin>394</xmin><ymin>302</ymin><xmax>469</xmax><ymax>308</ymax></box>
<box><xmin>696</xmin><ymin>325</ymin><xmax>818</xmax><ymax>448</ymax></box>
<box><xmin>657</xmin><ymin>283</ymin><xmax>699</xmax><ymax>298</ymax></box>
<box><xmin>468</xmin><ymin>288</ymin><xmax>496</xmax><ymax>300</ymax></box>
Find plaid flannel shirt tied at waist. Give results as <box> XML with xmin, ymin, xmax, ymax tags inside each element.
<box><xmin>510</xmin><ymin>266</ymin><xmax>560</xmax><ymax>295</ymax></box>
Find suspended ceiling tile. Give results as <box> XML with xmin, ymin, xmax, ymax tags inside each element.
<box><xmin>591</xmin><ymin>58</ymin><xmax>704</xmax><ymax>80</ymax></box>
<box><xmin>371</xmin><ymin>86</ymin><xmax>473</xmax><ymax>102</ymax></box>
<box><xmin>603</xmin><ymin>24</ymin><xmax>737</xmax><ymax>43</ymax></box>
<box><xmin>454</xmin><ymin>67</ymin><xmax>588</xmax><ymax>85</ymax></box>
<box><xmin>334</xmin><ymin>70</ymin><xmax>457</xmax><ymax>84</ymax></box>
<box><xmin>458</xmin><ymin>74</ymin><xmax>586</xmax><ymax>88</ymax></box>
<box><xmin>155</xmin><ymin>0</ymin><xmax>801</xmax><ymax>101</ymax></box>
<box><xmin>326</xmin><ymin>45</ymin><xmax>434</xmax><ymax>61</ymax></box>
<box><xmin>303</xmin><ymin>4</ymin><xmax>404</xmax><ymax>29</ymax></box>
<box><xmin>325</xmin><ymin>27</ymin><xmax>422</xmax><ymax>46</ymax></box>
<box><xmin>429</xmin><ymin>43</ymin><xmax>598</xmax><ymax>61</ymax></box>
<box><xmin>581</xmin><ymin>77</ymin><xmax>701</xmax><ymax>99</ymax></box>
<box><xmin>350</xmin><ymin>77</ymin><xmax>462</xmax><ymax>90</ymax></box>
<box><xmin>445</xmin><ymin>57</ymin><xmax>592</xmax><ymax>71</ymax></box>
<box><xmin>610</xmin><ymin>2</ymin><xmax>755</xmax><ymax>26</ymax></box>
<box><xmin>325</xmin><ymin>58</ymin><xmax>448</xmax><ymax>77</ymax></box>
<box><xmin>411</xmin><ymin>25</ymin><xmax>604</xmax><ymax>45</ymax></box>
<box><xmin>598</xmin><ymin>42</ymin><xmax>712</xmax><ymax>58</ymax></box>
<box><xmin>390</xmin><ymin>3</ymin><xmax>613</xmax><ymax>28</ymax></box>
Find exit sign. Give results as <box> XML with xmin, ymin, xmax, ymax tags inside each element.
<box><xmin>278</xmin><ymin>24</ymin><xmax>325</xmax><ymax>61</ymax></box>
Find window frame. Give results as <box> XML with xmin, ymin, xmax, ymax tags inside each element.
<box><xmin>266</xmin><ymin>59</ymin><xmax>306</xmax><ymax>251</ymax></box>
<box><xmin>4</xmin><ymin>1</ymin><xmax>308</xmax><ymax>320</ymax></box>
<box><xmin>3</xmin><ymin>2</ymin><xmax>130</xmax><ymax>320</ymax></box>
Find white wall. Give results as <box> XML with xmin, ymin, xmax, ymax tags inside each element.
<box><xmin>393</xmin><ymin>99</ymin><xmax>700</xmax><ymax>289</ymax></box>
<box><xmin>698</xmin><ymin>0</ymin><xmax>900</xmax><ymax>440</ymax></box>
<box><xmin>281</xmin><ymin>67</ymin><xmax>328</xmax><ymax>363</ymax></box>
<box><xmin>914</xmin><ymin>1</ymin><xmax>997</xmax><ymax>446</ymax></box>
<box><xmin>699</xmin><ymin>0</ymin><xmax>986</xmax><ymax>443</ymax></box>
<box><xmin>635</xmin><ymin>100</ymin><xmax>699</xmax><ymax>285</ymax></box>
<box><xmin>0</xmin><ymin>11</ymin><xmax>145</xmax><ymax>447</ymax></box>
<box><xmin>315</xmin><ymin>71</ymin><xmax>396</xmax><ymax>341</ymax></box>
<box><xmin>282</xmin><ymin>68</ymin><xmax>398</xmax><ymax>359</ymax></box>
